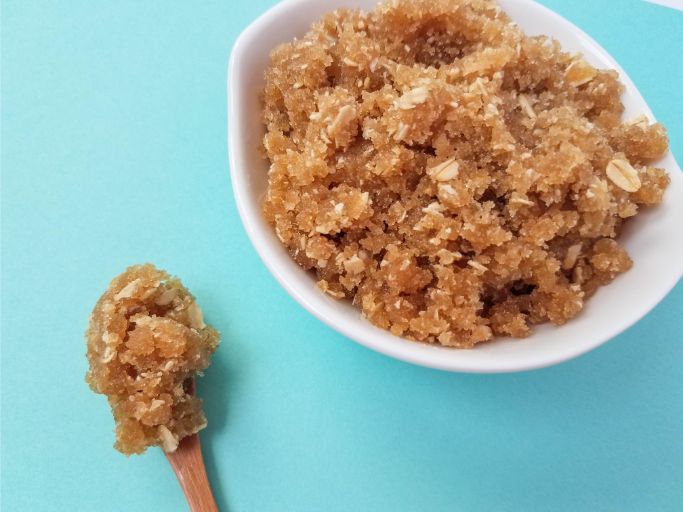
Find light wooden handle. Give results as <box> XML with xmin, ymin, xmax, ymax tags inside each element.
<box><xmin>166</xmin><ymin>433</ymin><xmax>218</xmax><ymax>512</ymax></box>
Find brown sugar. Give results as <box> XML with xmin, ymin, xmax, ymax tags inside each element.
<box><xmin>261</xmin><ymin>0</ymin><xmax>670</xmax><ymax>347</ymax></box>
<box><xmin>86</xmin><ymin>264</ymin><xmax>219</xmax><ymax>455</ymax></box>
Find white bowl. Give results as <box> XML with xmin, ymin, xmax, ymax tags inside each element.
<box><xmin>228</xmin><ymin>0</ymin><xmax>683</xmax><ymax>373</ymax></box>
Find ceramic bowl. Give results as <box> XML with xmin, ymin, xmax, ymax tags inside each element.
<box><xmin>228</xmin><ymin>0</ymin><xmax>683</xmax><ymax>372</ymax></box>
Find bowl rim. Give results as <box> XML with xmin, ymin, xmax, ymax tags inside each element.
<box><xmin>228</xmin><ymin>0</ymin><xmax>683</xmax><ymax>373</ymax></box>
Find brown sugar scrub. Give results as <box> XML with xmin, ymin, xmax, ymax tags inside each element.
<box><xmin>86</xmin><ymin>264</ymin><xmax>219</xmax><ymax>455</ymax></box>
<box><xmin>261</xmin><ymin>0</ymin><xmax>670</xmax><ymax>348</ymax></box>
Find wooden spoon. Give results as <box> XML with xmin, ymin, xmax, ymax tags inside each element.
<box><xmin>165</xmin><ymin>379</ymin><xmax>218</xmax><ymax>512</ymax></box>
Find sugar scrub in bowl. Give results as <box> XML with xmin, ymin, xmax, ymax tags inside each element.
<box><xmin>228</xmin><ymin>0</ymin><xmax>683</xmax><ymax>372</ymax></box>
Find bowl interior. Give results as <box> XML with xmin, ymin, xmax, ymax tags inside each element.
<box><xmin>228</xmin><ymin>0</ymin><xmax>683</xmax><ymax>372</ymax></box>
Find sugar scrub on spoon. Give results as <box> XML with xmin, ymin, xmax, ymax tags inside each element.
<box><xmin>85</xmin><ymin>264</ymin><xmax>219</xmax><ymax>455</ymax></box>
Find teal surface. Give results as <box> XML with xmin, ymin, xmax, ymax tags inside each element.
<box><xmin>2</xmin><ymin>1</ymin><xmax>682</xmax><ymax>510</ymax></box>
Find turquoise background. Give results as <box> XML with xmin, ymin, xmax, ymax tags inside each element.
<box><xmin>2</xmin><ymin>0</ymin><xmax>682</xmax><ymax>510</ymax></box>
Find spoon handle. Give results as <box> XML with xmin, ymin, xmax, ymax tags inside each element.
<box><xmin>166</xmin><ymin>433</ymin><xmax>218</xmax><ymax>512</ymax></box>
